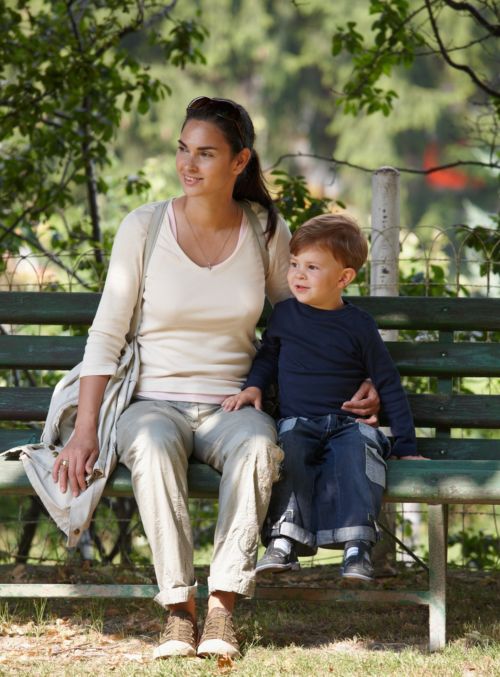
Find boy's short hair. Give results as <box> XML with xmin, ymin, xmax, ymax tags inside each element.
<box><xmin>290</xmin><ymin>213</ymin><xmax>368</xmax><ymax>271</ymax></box>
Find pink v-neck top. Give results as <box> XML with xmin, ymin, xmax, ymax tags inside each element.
<box><xmin>80</xmin><ymin>199</ymin><xmax>291</xmax><ymax>402</ymax></box>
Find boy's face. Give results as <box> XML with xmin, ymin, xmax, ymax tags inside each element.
<box><xmin>287</xmin><ymin>246</ymin><xmax>356</xmax><ymax>310</ymax></box>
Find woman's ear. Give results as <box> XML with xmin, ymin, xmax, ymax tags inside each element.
<box><xmin>233</xmin><ymin>148</ymin><xmax>252</xmax><ymax>176</ymax></box>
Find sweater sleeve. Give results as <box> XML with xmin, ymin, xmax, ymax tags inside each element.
<box><xmin>80</xmin><ymin>202</ymin><xmax>157</xmax><ymax>377</ymax></box>
<box><xmin>362</xmin><ymin>319</ymin><xmax>417</xmax><ymax>457</ymax></box>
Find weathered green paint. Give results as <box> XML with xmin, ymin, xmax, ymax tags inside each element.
<box><xmin>0</xmin><ymin>335</ymin><xmax>86</xmax><ymax>369</ymax></box>
<box><xmin>0</xmin><ymin>387</ymin><xmax>52</xmax><ymax>421</ymax></box>
<box><xmin>253</xmin><ymin>587</ymin><xmax>431</xmax><ymax>604</ymax></box>
<box><xmin>0</xmin><ymin>584</ymin><xmax>159</xmax><ymax>598</ymax></box>
<box><xmin>3</xmin><ymin>336</ymin><xmax>500</xmax><ymax>375</ymax></box>
<box><xmin>0</xmin><ymin>429</ymin><xmax>41</xmax><ymax>450</ymax></box>
<box><xmin>1</xmin><ymin>430</ymin><xmax>498</xmax><ymax>460</ymax></box>
<box><xmin>386</xmin><ymin>342</ymin><xmax>500</xmax><ymax>377</ymax></box>
<box><xmin>3</xmin><ymin>390</ymin><xmax>500</xmax><ymax>430</ymax></box>
<box><xmin>415</xmin><ymin>438</ymin><xmax>500</xmax><ymax>461</ymax></box>
<box><xmin>3</xmin><ymin>293</ymin><xmax>500</xmax><ymax>330</ymax></box>
<box><xmin>2</xmin><ymin>459</ymin><xmax>499</xmax><ymax>503</ymax></box>
<box><xmin>406</xmin><ymin>394</ymin><xmax>500</xmax><ymax>428</ymax></box>
<box><xmin>0</xmin><ymin>583</ymin><xmax>432</xmax><ymax>605</ymax></box>
<box><xmin>0</xmin><ymin>292</ymin><xmax>100</xmax><ymax>325</ymax></box>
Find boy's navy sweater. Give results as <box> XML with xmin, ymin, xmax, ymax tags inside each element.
<box><xmin>245</xmin><ymin>298</ymin><xmax>417</xmax><ymax>457</ymax></box>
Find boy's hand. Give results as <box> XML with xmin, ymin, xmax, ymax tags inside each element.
<box><xmin>342</xmin><ymin>379</ymin><xmax>380</xmax><ymax>426</ymax></box>
<box><xmin>222</xmin><ymin>387</ymin><xmax>263</xmax><ymax>412</ymax></box>
<box><xmin>389</xmin><ymin>455</ymin><xmax>430</xmax><ymax>460</ymax></box>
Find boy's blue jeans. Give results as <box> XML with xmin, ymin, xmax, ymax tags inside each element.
<box><xmin>262</xmin><ymin>414</ymin><xmax>392</xmax><ymax>556</ymax></box>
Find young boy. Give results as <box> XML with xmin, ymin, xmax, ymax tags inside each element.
<box><xmin>222</xmin><ymin>213</ymin><xmax>424</xmax><ymax>582</ymax></box>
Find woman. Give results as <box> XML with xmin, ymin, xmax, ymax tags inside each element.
<box><xmin>52</xmin><ymin>97</ymin><xmax>378</xmax><ymax>659</ymax></box>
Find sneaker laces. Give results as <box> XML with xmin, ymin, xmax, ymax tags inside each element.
<box><xmin>163</xmin><ymin>611</ymin><xmax>197</xmax><ymax>646</ymax></box>
<box><xmin>200</xmin><ymin>608</ymin><xmax>237</xmax><ymax>646</ymax></box>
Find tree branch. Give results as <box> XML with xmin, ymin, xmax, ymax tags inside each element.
<box><xmin>424</xmin><ymin>0</ymin><xmax>500</xmax><ymax>98</ymax></box>
<box><xmin>266</xmin><ymin>152</ymin><xmax>499</xmax><ymax>175</ymax></box>
<box><xmin>441</xmin><ymin>0</ymin><xmax>500</xmax><ymax>36</ymax></box>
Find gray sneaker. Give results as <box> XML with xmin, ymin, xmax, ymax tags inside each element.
<box><xmin>341</xmin><ymin>541</ymin><xmax>374</xmax><ymax>582</ymax></box>
<box><xmin>255</xmin><ymin>541</ymin><xmax>301</xmax><ymax>574</ymax></box>
<box><xmin>153</xmin><ymin>610</ymin><xmax>198</xmax><ymax>659</ymax></box>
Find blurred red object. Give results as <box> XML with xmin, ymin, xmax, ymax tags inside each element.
<box><xmin>423</xmin><ymin>142</ymin><xmax>485</xmax><ymax>190</ymax></box>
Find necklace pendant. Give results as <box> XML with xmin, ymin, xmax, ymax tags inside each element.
<box><xmin>207</xmin><ymin>263</ymin><xmax>212</xmax><ymax>271</ymax></box>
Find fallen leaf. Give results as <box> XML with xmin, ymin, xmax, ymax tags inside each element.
<box><xmin>217</xmin><ymin>654</ymin><xmax>234</xmax><ymax>672</ymax></box>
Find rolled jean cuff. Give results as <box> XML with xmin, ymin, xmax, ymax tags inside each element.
<box><xmin>154</xmin><ymin>581</ymin><xmax>198</xmax><ymax>607</ymax></box>
<box><xmin>208</xmin><ymin>575</ymin><xmax>256</xmax><ymax>599</ymax></box>
<box><xmin>267</xmin><ymin>522</ymin><xmax>316</xmax><ymax>551</ymax></box>
<box><xmin>316</xmin><ymin>525</ymin><xmax>376</xmax><ymax>547</ymax></box>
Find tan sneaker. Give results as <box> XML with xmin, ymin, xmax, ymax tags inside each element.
<box><xmin>197</xmin><ymin>608</ymin><xmax>240</xmax><ymax>658</ymax></box>
<box><xmin>153</xmin><ymin>610</ymin><xmax>198</xmax><ymax>659</ymax></box>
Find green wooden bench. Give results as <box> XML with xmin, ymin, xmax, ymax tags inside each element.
<box><xmin>1</xmin><ymin>291</ymin><xmax>499</xmax><ymax>651</ymax></box>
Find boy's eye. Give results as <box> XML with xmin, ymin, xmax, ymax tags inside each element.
<box><xmin>289</xmin><ymin>261</ymin><xmax>298</xmax><ymax>268</ymax></box>
<box><xmin>308</xmin><ymin>265</ymin><xmax>318</xmax><ymax>270</ymax></box>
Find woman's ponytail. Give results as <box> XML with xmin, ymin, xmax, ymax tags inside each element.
<box><xmin>233</xmin><ymin>149</ymin><xmax>278</xmax><ymax>243</ymax></box>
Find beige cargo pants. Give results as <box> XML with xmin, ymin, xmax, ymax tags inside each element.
<box><xmin>116</xmin><ymin>399</ymin><xmax>283</xmax><ymax>607</ymax></box>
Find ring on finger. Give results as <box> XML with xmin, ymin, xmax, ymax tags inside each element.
<box><xmin>61</xmin><ymin>459</ymin><xmax>69</xmax><ymax>468</ymax></box>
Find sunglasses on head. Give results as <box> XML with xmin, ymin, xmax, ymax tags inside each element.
<box><xmin>186</xmin><ymin>96</ymin><xmax>248</xmax><ymax>148</ymax></box>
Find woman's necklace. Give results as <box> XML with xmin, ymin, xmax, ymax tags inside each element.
<box><xmin>183</xmin><ymin>205</ymin><xmax>239</xmax><ymax>271</ymax></box>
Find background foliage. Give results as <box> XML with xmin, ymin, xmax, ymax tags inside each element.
<box><xmin>1</xmin><ymin>0</ymin><xmax>498</xmax><ymax>292</ymax></box>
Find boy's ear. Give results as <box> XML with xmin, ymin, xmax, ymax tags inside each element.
<box><xmin>339</xmin><ymin>267</ymin><xmax>357</xmax><ymax>288</ymax></box>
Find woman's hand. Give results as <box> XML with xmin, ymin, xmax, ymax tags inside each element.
<box><xmin>341</xmin><ymin>379</ymin><xmax>380</xmax><ymax>426</ymax></box>
<box><xmin>390</xmin><ymin>455</ymin><xmax>430</xmax><ymax>460</ymax></box>
<box><xmin>222</xmin><ymin>387</ymin><xmax>263</xmax><ymax>412</ymax></box>
<box><xmin>52</xmin><ymin>428</ymin><xmax>99</xmax><ymax>497</ymax></box>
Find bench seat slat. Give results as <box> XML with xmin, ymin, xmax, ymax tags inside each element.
<box><xmin>1</xmin><ymin>459</ymin><xmax>498</xmax><ymax>504</ymax></box>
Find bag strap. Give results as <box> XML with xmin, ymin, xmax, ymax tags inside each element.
<box><xmin>128</xmin><ymin>200</ymin><xmax>170</xmax><ymax>339</ymax></box>
<box><xmin>241</xmin><ymin>201</ymin><xmax>270</xmax><ymax>278</ymax></box>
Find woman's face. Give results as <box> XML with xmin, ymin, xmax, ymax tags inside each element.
<box><xmin>176</xmin><ymin>119</ymin><xmax>250</xmax><ymax>199</ymax></box>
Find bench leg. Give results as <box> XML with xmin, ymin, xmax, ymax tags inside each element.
<box><xmin>428</xmin><ymin>504</ymin><xmax>448</xmax><ymax>651</ymax></box>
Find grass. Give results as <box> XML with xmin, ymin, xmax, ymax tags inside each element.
<box><xmin>0</xmin><ymin>567</ymin><xmax>498</xmax><ymax>676</ymax></box>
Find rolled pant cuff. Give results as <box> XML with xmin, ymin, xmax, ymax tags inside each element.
<box><xmin>208</xmin><ymin>575</ymin><xmax>256</xmax><ymax>599</ymax></box>
<box><xmin>266</xmin><ymin>522</ymin><xmax>316</xmax><ymax>550</ymax></box>
<box><xmin>316</xmin><ymin>525</ymin><xmax>376</xmax><ymax>547</ymax></box>
<box><xmin>154</xmin><ymin>582</ymin><xmax>198</xmax><ymax>608</ymax></box>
